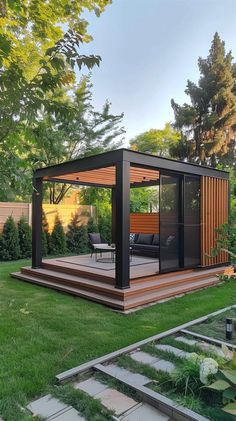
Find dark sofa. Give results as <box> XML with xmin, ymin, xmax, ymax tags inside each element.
<box><xmin>130</xmin><ymin>233</ymin><xmax>176</xmax><ymax>258</ymax></box>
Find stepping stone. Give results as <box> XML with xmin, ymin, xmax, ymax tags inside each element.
<box><xmin>120</xmin><ymin>402</ymin><xmax>170</xmax><ymax>421</ymax></box>
<box><xmin>27</xmin><ymin>394</ymin><xmax>69</xmax><ymax>419</ymax></box>
<box><xmin>130</xmin><ymin>351</ymin><xmax>158</xmax><ymax>365</ymax></box>
<box><xmin>74</xmin><ymin>378</ymin><xmax>108</xmax><ymax>397</ymax></box>
<box><xmin>50</xmin><ymin>408</ymin><xmax>85</xmax><ymax>420</ymax></box>
<box><xmin>152</xmin><ymin>359</ymin><xmax>176</xmax><ymax>374</ymax></box>
<box><xmin>155</xmin><ymin>344</ymin><xmax>190</xmax><ymax>358</ymax></box>
<box><xmin>104</xmin><ymin>363</ymin><xmax>150</xmax><ymax>386</ymax></box>
<box><xmin>175</xmin><ymin>336</ymin><xmax>197</xmax><ymax>346</ymax></box>
<box><xmin>95</xmin><ymin>388</ymin><xmax>138</xmax><ymax>416</ymax></box>
<box><xmin>197</xmin><ymin>342</ymin><xmax>225</xmax><ymax>358</ymax></box>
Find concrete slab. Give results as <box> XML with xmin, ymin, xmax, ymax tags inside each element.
<box><xmin>120</xmin><ymin>403</ymin><xmax>170</xmax><ymax>421</ymax></box>
<box><xmin>49</xmin><ymin>408</ymin><xmax>85</xmax><ymax>420</ymax></box>
<box><xmin>175</xmin><ymin>336</ymin><xmax>197</xmax><ymax>346</ymax></box>
<box><xmin>155</xmin><ymin>344</ymin><xmax>190</xmax><ymax>358</ymax></box>
<box><xmin>95</xmin><ymin>388</ymin><xmax>138</xmax><ymax>416</ymax></box>
<box><xmin>152</xmin><ymin>359</ymin><xmax>176</xmax><ymax>374</ymax></box>
<box><xmin>27</xmin><ymin>394</ymin><xmax>69</xmax><ymax>418</ymax></box>
<box><xmin>74</xmin><ymin>378</ymin><xmax>108</xmax><ymax>397</ymax></box>
<box><xmin>130</xmin><ymin>351</ymin><xmax>158</xmax><ymax>366</ymax></box>
<box><xmin>104</xmin><ymin>364</ymin><xmax>150</xmax><ymax>386</ymax></box>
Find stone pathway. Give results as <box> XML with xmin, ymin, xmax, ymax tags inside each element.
<box><xmin>27</xmin><ymin>394</ymin><xmax>85</xmax><ymax>420</ymax></box>
<box><xmin>175</xmin><ymin>334</ymin><xmax>226</xmax><ymax>358</ymax></box>
<box><xmin>155</xmin><ymin>344</ymin><xmax>191</xmax><ymax>359</ymax></box>
<box><xmin>130</xmin><ymin>350</ymin><xmax>176</xmax><ymax>374</ymax></box>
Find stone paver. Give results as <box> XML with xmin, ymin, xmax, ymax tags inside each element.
<box><xmin>155</xmin><ymin>344</ymin><xmax>190</xmax><ymax>358</ymax></box>
<box><xmin>130</xmin><ymin>351</ymin><xmax>158</xmax><ymax>365</ymax></box>
<box><xmin>120</xmin><ymin>403</ymin><xmax>170</xmax><ymax>421</ymax></box>
<box><xmin>27</xmin><ymin>394</ymin><xmax>69</xmax><ymax>419</ymax></box>
<box><xmin>152</xmin><ymin>359</ymin><xmax>176</xmax><ymax>374</ymax></box>
<box><xmin>50</xmin><ymin>408</ymin><xmax>85</xmax><ymax>420</ymax></box>
<box><xmin>95</xmin><ymin>388</ymin><xmax>138</xmax><ymax>416</ymax></box>
<box><xmin>104</xmin><ymin>363</ymin><xmax>150</xmax><ymax>386</ymax></box>
<box><xmin>197</xmin><ymin>342</ymin><xmax>225</xmax><ymax>358</ymax></box>
<box><xmin>74</xmin><ymin>378</ymin><xmax>108</xmax><ymax>397</ymax></box>
<box><xmin>175</xmin><ymin>336</ymin><xmax>197</xmax><ymax>346</ymax></box>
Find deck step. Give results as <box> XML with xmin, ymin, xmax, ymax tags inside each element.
<box><xmin>11</xmin><ymin>270</ymin><xmax>221</xmax><ymax>311</ymax></box>
<box><xmin>11</xmin><ymin>272</ymin><xmax>125</xmax><ymax>310</ymax></box>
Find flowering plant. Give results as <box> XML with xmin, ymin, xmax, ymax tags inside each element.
<box><xmin>199</xmin><ymin>358</ymin><xmax>218</xmax><ymax>385</ymax></box>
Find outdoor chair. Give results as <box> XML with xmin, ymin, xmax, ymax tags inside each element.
<box><xmin>88</xmin><ymin>232</ymin><xmax>108</xmax><ymax>258</ymax></box>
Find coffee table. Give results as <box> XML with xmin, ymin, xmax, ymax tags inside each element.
<box><xmin>93</xmin><ymin>244</ymin><xmax>133</xmax><ymax>263</ymax></box>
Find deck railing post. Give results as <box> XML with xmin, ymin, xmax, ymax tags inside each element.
<box><xmin>115</xmin><ymin>160</ymin><xmax>130</xmax><ymax>289</ymax></box>
<box><xmin>32</xmin><ymin>176</ymin><xmax>43</xmax><ymax>268</ymax></box>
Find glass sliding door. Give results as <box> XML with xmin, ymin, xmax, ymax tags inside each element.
<box><xmin>159</xmin><ymin>173</ymin><xmax>181</xmax><ymax>272</ymax></box>
<box><xmin>184</xmin><ymin>176</ymin><xmax>200</xmax><ymax>268</ymax></box>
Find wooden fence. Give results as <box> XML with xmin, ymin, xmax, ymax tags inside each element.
<box><xmin>0</xmin><ymin>202</ymin><xmax>96</xmax><ymax>233</ymax></box>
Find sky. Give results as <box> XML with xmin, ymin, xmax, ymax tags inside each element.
<box><xmin>78</xmin><ymin>0</ymin><xmax>236</xmax><ymax>145</ymax></box>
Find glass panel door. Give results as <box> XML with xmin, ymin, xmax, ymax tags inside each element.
<box><xmin>159</xmin><ymin>173</ymin><xmax>181</xmax><ymax>272</ymax></box>
<box><xmin>184</xmin><ymin>176</ymin><xmax>200</xmax><ymax>267</ymax></box>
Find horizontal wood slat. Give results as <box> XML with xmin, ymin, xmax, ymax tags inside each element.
<box><xmin>130</xmin><ymin>213</ymin><xmax>159</xmax><ymax>234</ymax></box>
<box><xmin>200</xmin><ymin>176</ymin><xmax>229</xmax><ymax>266</ymax></box>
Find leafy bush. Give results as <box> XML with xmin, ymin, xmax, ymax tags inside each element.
<box><xmin>0</xmin><ymin>216</ymin><xmax>20</xmax><ymax>261</ymax></box>
<box><xmin>67</xmin><ymin>213</ymin><xmax>88</xmax><ymax>254</ymax></box>
<box><xmin>18</xmin><ymin>216</ymin><xmax>32</xmax><ymax>258</ymax></box>
<box><xmin>50</xmin><ymin>214</ymin><xmax>67</xmax><ymax>255</ymax></box>
<box><xmin>98</xmin><ymin>213</ymin><xmax>111</xmax><ymax>244</ymax></box>
<box><xmin>42</xmin><ymin>209</ymin><xmax>50</xmax><ymax>255</ymax></box>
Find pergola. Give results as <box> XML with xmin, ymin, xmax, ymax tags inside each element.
<box><xmin>32</xmin><ymin>148</ymin><xmax>229</xmax><ymax>290</ymax></box>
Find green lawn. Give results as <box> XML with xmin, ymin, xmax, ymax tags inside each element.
<box><xmin>1</xmin><ymin>260</ymin><xmax>236</xmax><ymax>421</ymax></box>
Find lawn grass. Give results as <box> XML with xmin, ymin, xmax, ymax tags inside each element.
<box><xmin>1</xmin><ymin>260</ymin><xmax>236</xmax><ymax>420</ymax></box>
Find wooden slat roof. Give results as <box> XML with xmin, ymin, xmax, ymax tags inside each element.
<box><xmin>44</xmin><ymin>166</ymin><xmax>160</xmax><ymax>187</ymax></box>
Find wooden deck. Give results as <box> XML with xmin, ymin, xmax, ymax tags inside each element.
<box><xmin>11</xmin><ymin>255</ymin><xmax>227</xmax><ymax>311</ymax></box>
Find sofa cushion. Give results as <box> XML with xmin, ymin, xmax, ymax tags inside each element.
<box><xmin>166</xmin><ymin>235</ymin><xmax>175</xmax><ymax>247</ymax></box>
<box><xmin>132</xmin><ymin>244</ymin><xmax>159</xmax><ymax>251</ymax></box>
<box><xmin>130</xmin><ymin>233</ymin><xmax>136</xmax><ymax>244</ymax></box>
<box><xmin>88</xmin><ymin>233</ymin><xmax>101</xmax><ymax>244</ymax></box>
<box><xmin>136</xmin><ymin>233</ymin><xmax>153</xmax><ymax>245</ymax></box>
<box><xmin>152</xmin><ymin>234</ymin><xmax>160</xmax><ymax>245</ymax></box>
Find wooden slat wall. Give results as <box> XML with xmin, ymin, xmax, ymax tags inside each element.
<box><xmin>130</xmin><ymin>213</ymin><xmax>159</xmax><ymax>234</ymax></box>
<box><xmin>201</xmin><ymin>176</ymin><xmax>229</xmax><ymax>266</ymax></box>
<box><xmin>43</xmin><ymin>204</ymin><xmax>96</xmax><ymax>233</ymax></box>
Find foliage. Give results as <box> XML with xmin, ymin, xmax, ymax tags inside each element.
<box><xmin>42</xmin><ymin>209</ymin><xmax>50</xmax><ymax>256</ymax></box>
<box><xmin>50</xmin><ymin>214</ymin><xmax>67</xmax><ymax>255</ymax></box>
<box><xmin>87</xmin><ymin>217</ymin><xmax>99</xmax><ymax>234</ymax></box>
<box><xmin>130</xmin><ymin>122</ymin><xmax>180</xmax><ymax>157</ymax></box>
<box><xmin>0</xmin><ymin>216</ymin><xmax>20</xmax><ymax>260</ymax></box>
<box><xmin>0</xmin><ymin>0</ymin><xmax>112</xmax><ymax>200</ymax></box>
<box><xmin>18</xmin><ymin>217</ymin><xmax>32</xmax><ymax>258</ymax></box>
<box><xmin>67</xmin><ymin>213</ymin><xmax>88</xmax><ymax>254</ymax></box>
<box><xmin>206</xmin><ymin>350</ymin><xmax>236</xmax><ymax>415</ymax></box>
<box><xmin>209</xmin><ymin>223</ymin><xmax>236</xmax><ymax>264</ymax></box>
<box><xmin>29</xmin><ymin>77</ymin><xmax>124</xmax><ymax>203</ymax></box>
<box><xmin>130</xmin><ymin>187</ymin><xmax>159</xmax><ymax>213</ymax></box>
<box><xmin>171</xmin><ymin>33</ymin><xmax>236</xmax><ymax>167</ymax></box>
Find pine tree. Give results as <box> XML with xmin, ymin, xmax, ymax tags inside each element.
<box><xmin>67</xmin><ymin>213</ymin><xmax>89</xmax><ymax>254</ymax></box>
<box><xmin>18</xmin><ymin>217</ymin><xmax>32</xmax><ymax>258</ymax></box>
<box><xmin>50</xmin><ymin>214</ymin><xmax>67</xmax><ymax>255</ymax></box>
<box><xmin>0</xmin><ymin>216</ymin><xmax>20</xmax><ymax>261</ymax></box>
<box><xmin>42</xmin><ymin>209</ymin><xmax>50</xmax><ymax>255</ymax></box>
<box><xmin>87</xmin><ymin>217</ymin><xmax>99</xmax><ymax>234</ymax></box>
<box><xmin>171</xmin><ymin>33</ymin><xmax>236</xmax><ymax>167</ymax></box>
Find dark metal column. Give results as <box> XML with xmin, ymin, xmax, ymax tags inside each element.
<box><xmin>115</xmin><ymin>160</ymin><xmax>130</xmax><ymax>289</ymax></box>
<box><xmin>111</xmin><ymin>188</ymin><xmax>116</xmax><ymax>243</ymax></box>
<box><xmin>32</xmin><ymin>177</ymin><xmax>43</xmax><ymax>268</ymax></box>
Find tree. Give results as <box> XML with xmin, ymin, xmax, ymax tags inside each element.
<box><xmin>171</xmin><ymin>33</ymin><xmax>236</xmax><ymax>167</ymax></box>
<box><xmin>50</xmin><ymin>214</ymin><xmax>67</xmax><ymax>255</ymax></box>
<box><xmin>18</xmin><ymin>217</ymin><xmax>32</xmax><ymax>258</ymax></box>
<box><xmin>130</xmin><ymin>123</ymin><xmax>180</xmax><ymax>157</ymax></box>
<box><xmin>67</xmin><ymin>213</ymin><xmax>88</xmax><ymax>253</ymax></box>
<box><xmin>0</xmin><ymin>216</ymin><xmax>20</xmax><ymax>260</ymax></box>
<box><xmin>29</xmin><ymin>77</ymin><xmax>124</xmax><ymax>203</ymax></box>
<box><xmin>0</xmin><ymin>0</ymin><xmax>111</xmax><ymax>200</ymax></box>
<box><xmin>87</xmin><ymin>217</ymin><xmax>99</xmax><ymax>234</ymax></box>
<box><xmin>42</xmin><ymin>210</ymin><xmax>50</xmax><ymax>255</ymax></box>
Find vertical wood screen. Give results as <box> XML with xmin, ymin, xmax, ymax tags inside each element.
<box><xmin>201</xmin><ymin>176</ymin><xmax>229</xmax><ymax>266</ymax></box>
<box><xmin>130</xmin><ymin>213</ymin><xmax>159</xmax><ymax>234</ymax></box>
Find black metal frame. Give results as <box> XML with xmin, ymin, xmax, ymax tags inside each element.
<box><xmin>32</xmin><ymin>148</ymin><xmax>229</xmax><ymax>289</ymax></box>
